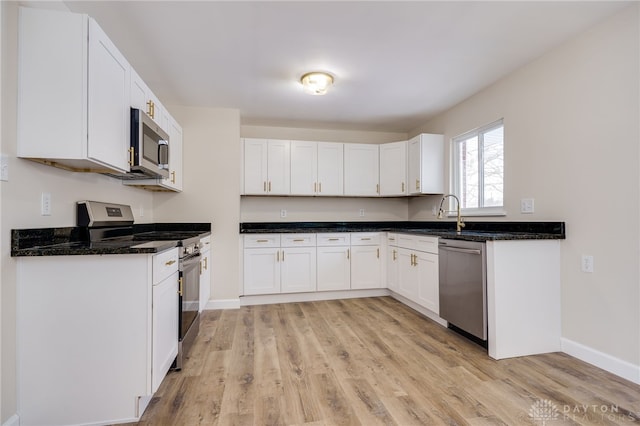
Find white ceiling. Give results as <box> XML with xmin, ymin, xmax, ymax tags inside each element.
<box><xmin>65</xmin><ymin>1</ymin><xmax>630</xmax><ymax>133</ymax></box>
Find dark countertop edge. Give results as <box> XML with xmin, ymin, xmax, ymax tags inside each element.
<box><xmin>11</xmin><ymin>241</ymin><xmax>179</xmax><ymax>257</ymax></box>
<box><xmin>239</xmin><ymin>221</ymin><xmax>566</xmax><ymax>242</ymax></box>
<box><xmin>11</xmin><ymin>223</ymin><xmax>211</xmax><ymax>257</ymax></box>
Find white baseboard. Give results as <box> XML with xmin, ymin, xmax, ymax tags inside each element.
<box><xmin>205</xmin><ymin>299</ymin><xmax>241</xmax><ymax>310</ymax></box>
<box><xmin>388</xmin><ymin>291</ymin><xmax>448</xmax><ymax>327</ymax></box>
<box><xmin>239</xmin><ymin>289</ymin><xmax>390</xmax><ymax>306</ymax></box>
<box><xmin>2</xmin><ymin>414</ymin><xmax>19</xmax><ymax>426</ymax></box>
<box><xmin>561</xmin><ymin>338</ymin><xmax>640</xmax><ymax>385</ymax></box>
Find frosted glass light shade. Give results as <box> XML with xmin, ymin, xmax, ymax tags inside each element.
<box><xmin>300</xmin><ymin>72</ymin><xmax>334</xmax><ymax>95</ymax></box>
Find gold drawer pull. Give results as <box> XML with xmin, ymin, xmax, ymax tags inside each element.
<box><xmin>360</xmin><ymin>238</ymin><xmax>371</xmax><ymax>241</ymax></box>
<box><xmin>328</xmin><ymin>238</ymin><xmax>340</xmax><ymax>241</ymax></box>
<box><xmin>293</xmin><ymin>239</ymin><xmax>305</xmax><ymax>242</ymax></box>
<box><xmin>165</xmin><ymin>260</ymin><xmax>176</xmax><ymax>266</ymax></box>
<box><xmin>256</xmin><ymin>239</ymin><xmax>269</xmax><ymax>243</ymax></box>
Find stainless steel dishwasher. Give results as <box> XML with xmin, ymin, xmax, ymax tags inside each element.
<box><xmin>438</xmin><ymin>239</ymin><xmax>487</xmax><ymax>343</ymax></box>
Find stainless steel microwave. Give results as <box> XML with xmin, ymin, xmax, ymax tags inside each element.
<box><xmin>129</xmin><ymin>108</ymin><xmax>170</xmax><ymax>179</ymax></box>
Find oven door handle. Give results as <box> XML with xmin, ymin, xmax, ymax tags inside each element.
<box><xmin>180</xmin><ymin>252</ymin><xmax>201</xmax><ymax>267</ymax></box>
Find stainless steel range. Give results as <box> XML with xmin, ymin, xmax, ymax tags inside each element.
<box><xmin>77</xmin><ymin>200</ymin><xmax>202</xmax><ymax>369</ymax></box>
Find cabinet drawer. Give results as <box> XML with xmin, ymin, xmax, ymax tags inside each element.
<box><xmin>350</xmin><ymin>232</ymin><xmax>381</xmax><ymax>246</ymax></box>
<box><xmin>415</xmin><ymin>236</ymin><xmax>439</xmax><ymax>254</ymax></box>
<box><xmin>281</xmin><ymin>233</ymin><xmax>316</xmax><ymax>247</ymax></box>
<box><xmin>317</xmin><ymin>233</ymin><xmax>350</xmax><ymax>246</ymax></box>
<box><xmin>200</xmin><ymin>235</ymin><xmax>211</xmax><ymax>251</ymax></box>
<box><xmin>396</xmin><ymin>233</ymin><xmax>416</xmax><ymax>250</ymax></box>
<box><xmin>153</xmin><ymin>247</ymin><xmax>179</xmax><ymax>284</ymax></box>
<box><xmin>387</xmin><ymin>233</ymin><xmax>398</xmax><ymax>246</ymax></box>
<box><xmin>244</xmin><ymin>234</ymin><xmax>280</xmax><ymax>248</ymax></box>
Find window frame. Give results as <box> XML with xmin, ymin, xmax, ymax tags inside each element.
<box><xmin>451</xmin><ymin>119</ymin><xmax>505</xmax><ymax>217</ymax></box>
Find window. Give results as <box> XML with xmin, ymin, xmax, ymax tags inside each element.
<box><xmin>452</xmin><ymin>119</ymin><xmax>504</xmax><ymax>214</ymax></box>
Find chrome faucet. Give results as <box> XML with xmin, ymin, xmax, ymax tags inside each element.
<box><xmin>437</xmin><ymin>194</ymin><xmax>465</xmax><ymax>234</ymax></box>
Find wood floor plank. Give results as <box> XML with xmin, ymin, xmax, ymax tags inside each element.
<box><xmin>134</xmin><ymin>297</ymin><xmax>640</xmax><ymax>426</ymax></box>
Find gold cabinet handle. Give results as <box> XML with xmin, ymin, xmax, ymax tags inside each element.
<box><xmin>393</xmin><ymin>249</ymin><xmax>397</xmax><ymax>260</ymax></box>
<box><xmin>376</xmin><ymin>183</ymin><xmax>380</xmax><ymax>194</ymax></box>
<box><xmin>200</xmin><ymin>260</ymin><xmax>203</xmax><ymax>274</ymax></box>
<box><xmin>146</xmin><ymin>100</ymin><xmax>155</xmax><ymax>119</ymax></box>
<box><xmin>268</xmin><ymin>181</ymin><xmax>272</xmax><ymax>192</ymax></box>
<box><xmin>415</xmin><ymin>179</ymin><xmax>420</xmax><ymax>190</ymax></box>
<box><xmin>377</xmin><ymin>248</ymin><xmax>380</xmax><ymax>258</ymax></box>
<box><xmin>410</xmin><ymin>253</ymin><xmax>415</xmax><ymax>266</ymax></box>
<box><xmin>263</xmin><ymin>181</ymin><xmax>267</xmax><ymax>192</ymax></box>
<box><xmin>276</xmin><ymin>251</ymin><xmax>280</xmax><ymax>262</ymax></box>
<box><xmin>128</xmin><ymin>147</ymin><xmax>135</xmax><ymax>166</ymax></box>
<box><xmin>165</xmin><ymin>259</ymin><xmax>176</xmax><ymax>266</ymax></box>
<box><xmin>204</xmin><ymin>257</ymin><xmax>208</xmax><ymax>270</ymax></box>
<box><xmin>170</xmin><ymin>171</ymin><xmax>176</xmax><ymax>184</ymax></box>
<box><xmin>347</xmin><ymin>249</ymin><xmax>350</xmax><ymax>260</ymax></box>
<box><xmin>178</xmin><ymin>277</ymin><xmax>183</xmax><ymax>296</ymax></box>
<box><xmin>401</xmin><ymin>182</ymin><xmax>405</xmax><ymax>192</ymax></box>
<box><xmin>319</xmin><ymin>182</ymin><xmax>322</xmax><ymax>193</ymax></box>
<box><xmin>281</xmin><ymin>250</ymin><xmax>285</xmax><ymax>261</ymax></box>
<box><xmin>314</xmin><ymin>182</ymin><xmax>317</xmax><ymax>193</ymax></box>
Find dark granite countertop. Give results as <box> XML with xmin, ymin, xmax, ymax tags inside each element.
<box><xmin>239</xmin><ymin>221</ymin><xmax>565</xmax><ymax>242</ymax></box>
<box><xmin>12</xmin><ymin>223</ymin><xmax>211</xmax><ymax>257</ymax></box>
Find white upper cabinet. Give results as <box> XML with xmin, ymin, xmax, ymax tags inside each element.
<box><xmin>290</xmin><ymin>141</ymin><xmax>344</xmax><ymax>196</ymax></box>
<box><xmin>244</xmin><ymin>139</ymin><xmax>291</xmax><ymax>195</ymax></box>
<box><xmin>290</xmin><ymin>141</ymin><xmax>318</xmax><ymax>195</ymax></box>
<box><xmin>408</xmin><ymin>133</ymin><xmax>444</xmax><ymax>195</ymax></box>
<box><xmin>344</xmin><ymin>143</ymin><xmax>380</xmax><ymax>196</ymax></box>
<box><xmin>18</xmin><ymin>7</ymin><xmax>131</xmax><ymax>174</ymax></box>
<box><xmin>379</xmin><ymin>141</ymin><xmax>407</xmax><ymax>196</ymax></box>
<box><xmin>130</xmin><ymin>68</ymin><xmax>164</xmax><ymax>128</ymax></box>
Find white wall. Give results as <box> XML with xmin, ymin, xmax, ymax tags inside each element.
<box><xmin>411</xmin><ymin>5</ymin><xmax>639</xmax><ymax>368</ymax></box>
<box><xmin>154</xmin><ymin>106</ymin><xmax>241</xmax><ymax>301</ymax></box>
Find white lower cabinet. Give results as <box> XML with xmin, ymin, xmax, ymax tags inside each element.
<box><xmin>243</xmin><ymin>234</ymin><xmax>316</xmax><ymax>295</ymax></box>
<box><xmin>16</xmin><ymin>248</ymin><xmax>179</xmax><ymax>425</ymax></box>
<box><xmin>350</xmin><ymin>233</ymin><xmax>383</xmax><ymax>289</ymax></box>
<box><xmin>395</xmin><ymin>234</ymin><xmax>439</xmax><ymax>314</ymax></box>
<box><xmin>317</xmin><ymin>233</ymin><xmax>351</xmax><ymax>291</ymax></box>
<box><xmin>386</xmin><ymin>234</ymin><xmax>400</xmax><ymax>292</ymax></box>
<box><xmin>199</xmin><ymin>236</ymin><xmax>211</xmax><ymax>312</ymax></box>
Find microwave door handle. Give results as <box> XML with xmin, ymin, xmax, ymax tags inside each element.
<box><xmin>158</xmin><ymin>140</ymin><xmax>169</xmax><ymax>169</ymax></box>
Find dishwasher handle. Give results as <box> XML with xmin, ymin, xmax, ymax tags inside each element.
<box><xmin>438</xmin><ymin>245</ymin><xmax>482</xmax><ymax>255</ymax></box>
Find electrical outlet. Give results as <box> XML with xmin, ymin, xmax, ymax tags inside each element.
<box><xmin>0</xmin><ymin>154</ymin><xmax>8</xmax><ymax>181</ymax></box>
<box><xmin>581</xmin><ymin>255</ymin><xmax>594</xmax><ymax>273</ymax></box>
<box><xmin>280</xmin><ymin>209</ymin><xmax>287</xmax><ymax>218</ymax></box>
<box><xmin>359</xmin><ymin>209</ymin><xmax>365</xmax><ymax>217</ymax></box>
<box><xmin>520</xmin><ymin>198</ymin><xmax>534</xmax><ymax>214</ymax></box>
<box><xmin>41</xmin><ymin>192</ymin><xmax>51</xmax><ymax>216</ymax></box>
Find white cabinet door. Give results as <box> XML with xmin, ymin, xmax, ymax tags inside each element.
<box><xmin>408</xmin><ymin>134</ymin><xmax>444</xmax><ymax>195</ymax></box>
<box><xmin>199</xmin><ymin>249</ymin><xmax>211</xmax><ymax>312</ymax></box>
<box><xmin>379</xmin><ymin>141</ymin><xmax>407</xmax><ymax>196</ymax></box>
<box><xmin>243</xmin><ymin>139</ymin><xmax>269</xmax><ymax>194</ymax></box>
<box><xmin>267</xmin><ymin>140</ymin><xmax>291</xmax><ymax>195</ymax></box>
<box><xmin>243</xmin><ymin>247</ymin><xmax>280</xmax><ymax>295</ymax></box>
<box><xmin>281</xmin><ymin>247</ymin><xmax>317</xmax><ymax>293</ymax></box>
<box><xmin>317</xmin><ymin>246</ymin><xmax>351</xmax><ymax>291</ymax></box>
<box><xmin>317</xmin><ymin>142</ymin><xmax>344</xmax><ymax>196</ymax></box>
<box><xmin>152</xmin><ymin>270</ymin><xmax>179</xmax><ymax>393</ymax></box>
<box><xmin>243</xmin><ymin>139</ymin><xmax>290</xmax><ymax>195</ymax></box>
<box><xmin>397</xmin><ymin>247</ymin><xmax>418</xmax><ymax>299</ymax></box>
<box><xmin>416</xmin><ymin>251</ymin><xmax>439</xmax><ymax>314</ymax></box>
<box><xmin>290</xmin><ymin>140</ymin><xmax>318</xmax><ymax>195</ymax></box>
<box><xmin>344</xmin><ymin>144</ymin><xmax>379</xmax><ymax>196</ymax></box>
<box><xmin>164</xmin><ymin>117</ymin><xmax>183</xmax><ymax>191</ymax></box>
<box><xmin>87</xmin><ymin>18</ymin><xmax>130</xmax><ymax>173</ymax></box>
<box><xmin>386</xmin><ymin>246</ymin><xmax>399</xmax><ymax>292</ymax></box>
<box><xmin>350</xmin><ymin>245</ymin><xmax>383</xmax><ymax>289</ymax></box>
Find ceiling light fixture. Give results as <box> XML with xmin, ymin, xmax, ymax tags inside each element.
<box><xmin>300</xmin><ymin>71</ymin><xmax>334</xmax><ymax>95</ymax></box>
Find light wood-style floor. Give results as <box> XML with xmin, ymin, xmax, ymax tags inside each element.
<box><xmin>131</xmin><ymin>297</ymin><xmax>640</xmax><ymax>425</ymax></box>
